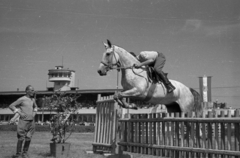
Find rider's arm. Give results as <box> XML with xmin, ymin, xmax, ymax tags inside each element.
<box><xmin>138</xmin><ymin>58</ymin><xmax>155</xmax><ymax>67</ymax></box>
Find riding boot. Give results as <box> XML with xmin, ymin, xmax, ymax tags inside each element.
<box><xmin>157</xmin><ymin>71</ymin><xmax>175</xmax><ymax>93</ymax></box>
<box><xmin>12</xmin><ymin>140</ymin><xmax>23</xmax><ymax>158</ymax></box>
<box><xmin>22</xmin><ymin>140</ymin><xmax>31</xmax><ymax>158</ymax></box>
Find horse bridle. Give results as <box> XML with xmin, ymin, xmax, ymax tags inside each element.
<box><xmin>100</xmin><ymin>46</ymin><xmax>122</xmax><ymax>70</ymax></box>
<box><xmin>100</xmin><ymin>45</ymin><xmax>149</xmax><ymax>81</ymax></box>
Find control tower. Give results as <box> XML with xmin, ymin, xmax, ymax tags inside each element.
<box><xmin>48</xmin><ymin>66</ymin><xmax>76</xmax><ymax>91</ymax></box>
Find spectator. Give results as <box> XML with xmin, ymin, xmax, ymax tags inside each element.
<box><xmin>9</xmin><ymin>85</ymin><xmax>38</xmax><ymax>158</ymax></box>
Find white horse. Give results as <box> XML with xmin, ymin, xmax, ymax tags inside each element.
<box><xmin>98</xmin><ymin>40</ymin><xmax>202</xmax><ymax>114</ymax></box>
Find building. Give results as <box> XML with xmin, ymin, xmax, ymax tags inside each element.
<box><xmin>0</xmin><ymin>88</ymin><xmax>118</xmax><ymax>124</ymax></box>
<box><xmin>0</xmin><ymin>65</ymin><xmax>117</xmax><ymax>124</ymax></box>
<box><xmin>48</xmin><ymin>66</ymin><xmax>77</xmax><ymax>91</ymax></box>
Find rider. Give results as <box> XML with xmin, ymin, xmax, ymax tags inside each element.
<box><xmin>132</xmin><ymin>51</ymin><xmax>175</xmax><ymax>93</ymax></box>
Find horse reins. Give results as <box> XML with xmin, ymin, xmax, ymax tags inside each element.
<box><xmin>100</xmin><ymin>46</ymin><xmax>140</xmax><ymax>70</ymax></box>
<box><xmin>100</xmin><ymin>46</ymin><xmax>148</xmax><ymax>80</ymax></box>
<box><xmin>100</xmin><ymin>46</ymin><xmax>132</xmax><ymax>71</ymax></box>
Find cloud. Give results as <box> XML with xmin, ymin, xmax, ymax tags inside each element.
<box><xmin>181</xmin><ymin>19</ymin><xmax>203</xmax><ymax>32</ymax></box>
<box><xmin>0</xmin><ymin>26</ymin><xmax>63</xmax><ymax>35</ymax></box>
<box><xmin>180</xmin><ymin>19</ymin><xmax>240</xmax><ymax>37</ymax></box>
<box><xmin>205</xmin><ymin>23</ymin><xmax>240</xmax><ymax>37</ymax></box>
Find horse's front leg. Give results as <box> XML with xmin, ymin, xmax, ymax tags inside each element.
<box><xmin>113</xmin><ymin>88</ymin><xmax>143</xmax><ymax>109</ymax></box>
<box><xmin>114</xmin><ymin>87</ymin><xmax>143</xmax><ymax>98</ymax></box>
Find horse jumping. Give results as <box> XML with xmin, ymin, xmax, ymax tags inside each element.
<box><xmin>97</xmin><ymin>40</ymin><xmax>202</xmax><ymax>115</ymax></box>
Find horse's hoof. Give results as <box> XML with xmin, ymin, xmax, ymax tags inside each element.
<box><xmin>129</xmin><ymin>104</ymin><xmax>138</xmax><ymax>110</ymax></box>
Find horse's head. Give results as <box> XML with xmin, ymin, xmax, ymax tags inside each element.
<box><xmin>98</xmin><ymin>40</ymin><xmax>120</xmax><ymax>76</ymax></box>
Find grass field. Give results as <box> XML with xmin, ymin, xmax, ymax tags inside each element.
<box><xmin>0</xmin><ymin>131</ymin><xmax>100</xmax><ymax>158</ymax></box>
<box><xmin>0</xmin><ymin>131</ymin><xmax>155</xmax><ymax>158</ymax></box>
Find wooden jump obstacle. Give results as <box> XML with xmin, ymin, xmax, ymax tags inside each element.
<box><xmin>92</xmin><ymin>95</ymin><xmax>123</xmax><ymax>155</ymax></box>
<box><xmin>91</xmin><ymin>95</ymin><xmax>240</xmax><ymax>158</ymax></box>
<box><xmin>119</xmin><ymin>110</ymin><xmax>240</xmax><ymax>158</ymax></box>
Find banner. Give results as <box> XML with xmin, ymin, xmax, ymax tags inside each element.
<box><xmin>199</xmin><ymin>75</ymin><xmax>212</xmax><ymax>102</ymax></box>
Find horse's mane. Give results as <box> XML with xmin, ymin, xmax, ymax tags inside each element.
<box><xmin>113</xmin><ymin>45</ymin><xmax>139</xmax><ymax>64</ymax></box>
<box><xmin>129</xmin><ymin>52</ymin><xmax>138</xmax><ymax>59</ymax></box>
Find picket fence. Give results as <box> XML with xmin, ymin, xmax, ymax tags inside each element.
<box><xmin>119</xmin><ymin>110</ymin><xmax>240</xmax><ymax>158</ymax></box>
<box><xmin>92</xmin><ymin>95</ymin><xmax>240</xmax><ymax>158</ymax></box>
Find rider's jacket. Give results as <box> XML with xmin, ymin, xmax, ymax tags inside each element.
<box><xmin>138</xmin><ymin>51</ymin><xmax>158</xmax><ymax>62</ymax></box>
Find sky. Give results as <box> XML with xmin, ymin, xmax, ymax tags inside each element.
<box><xmin>0</xmin><ymin>0</ymin><xmax>239</xmax><ymax>107</ymax></box>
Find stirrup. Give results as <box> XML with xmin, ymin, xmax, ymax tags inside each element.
<box><xmin>167</xmin><ymin>85</ymin><xmax>175</xmax><ymax>93</ymax></box>
<box><xmin>167</xmin><ymin>88</ymin><xmax>174</xmax><ymax>93</ymax></box>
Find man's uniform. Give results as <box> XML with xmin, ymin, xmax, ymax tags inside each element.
<box><xmin>9</xmin><ymin>96</ymin><xmax>37</xmax><ymax>158</ymax></box>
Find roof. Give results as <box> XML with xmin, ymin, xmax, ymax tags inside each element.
<box><xmin>48</xmin><ymin>69</ymin><xmax>75</xmax><ymax>74</ymax></box>
<box><xmin>0</xmin><ymin>89</ymin><xmax>121</xmax><ymax>96</ymax></box>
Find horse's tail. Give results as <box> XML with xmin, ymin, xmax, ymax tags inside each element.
<box><xmin>189</xmin><ymin>88</ymin><xmax>203</xmax><ymax>116</ymax></box>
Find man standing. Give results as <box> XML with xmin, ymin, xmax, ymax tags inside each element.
<box><xmin>9</xmin><ymin>85</ymin><xmax>38</xmax><ymax>158</ymax></box>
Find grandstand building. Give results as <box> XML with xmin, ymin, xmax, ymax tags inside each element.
<box><xmin>0</xmin><ymin>65</ymin><xmax>117</xmax><ymax>124</ymax></box>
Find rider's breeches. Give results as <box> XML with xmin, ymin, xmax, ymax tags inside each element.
<box><xmin>153</xmin><ymin>52</ymin><xmax>166</xmax><ymax>73</ymax></box>
<box><xmin>17</xmin><ymin>119</ymin><xmax>35</xmax><ymax>141</ymax></box>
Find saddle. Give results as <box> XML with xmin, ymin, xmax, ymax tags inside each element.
<box><xmin>146</xmin><ymin>66</ymin><xmax>168</xmax><ymax>84</ymax></box>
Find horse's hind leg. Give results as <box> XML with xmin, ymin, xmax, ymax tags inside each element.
<box><xmin>184</xmin><ymin>121</ymin><xmax>203</xmax><ymax>149</ymax></box>
<box><xmin>184</xmin><ymin>122</ymin><xmax>190</xmax><ymax>146</ymax></box>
